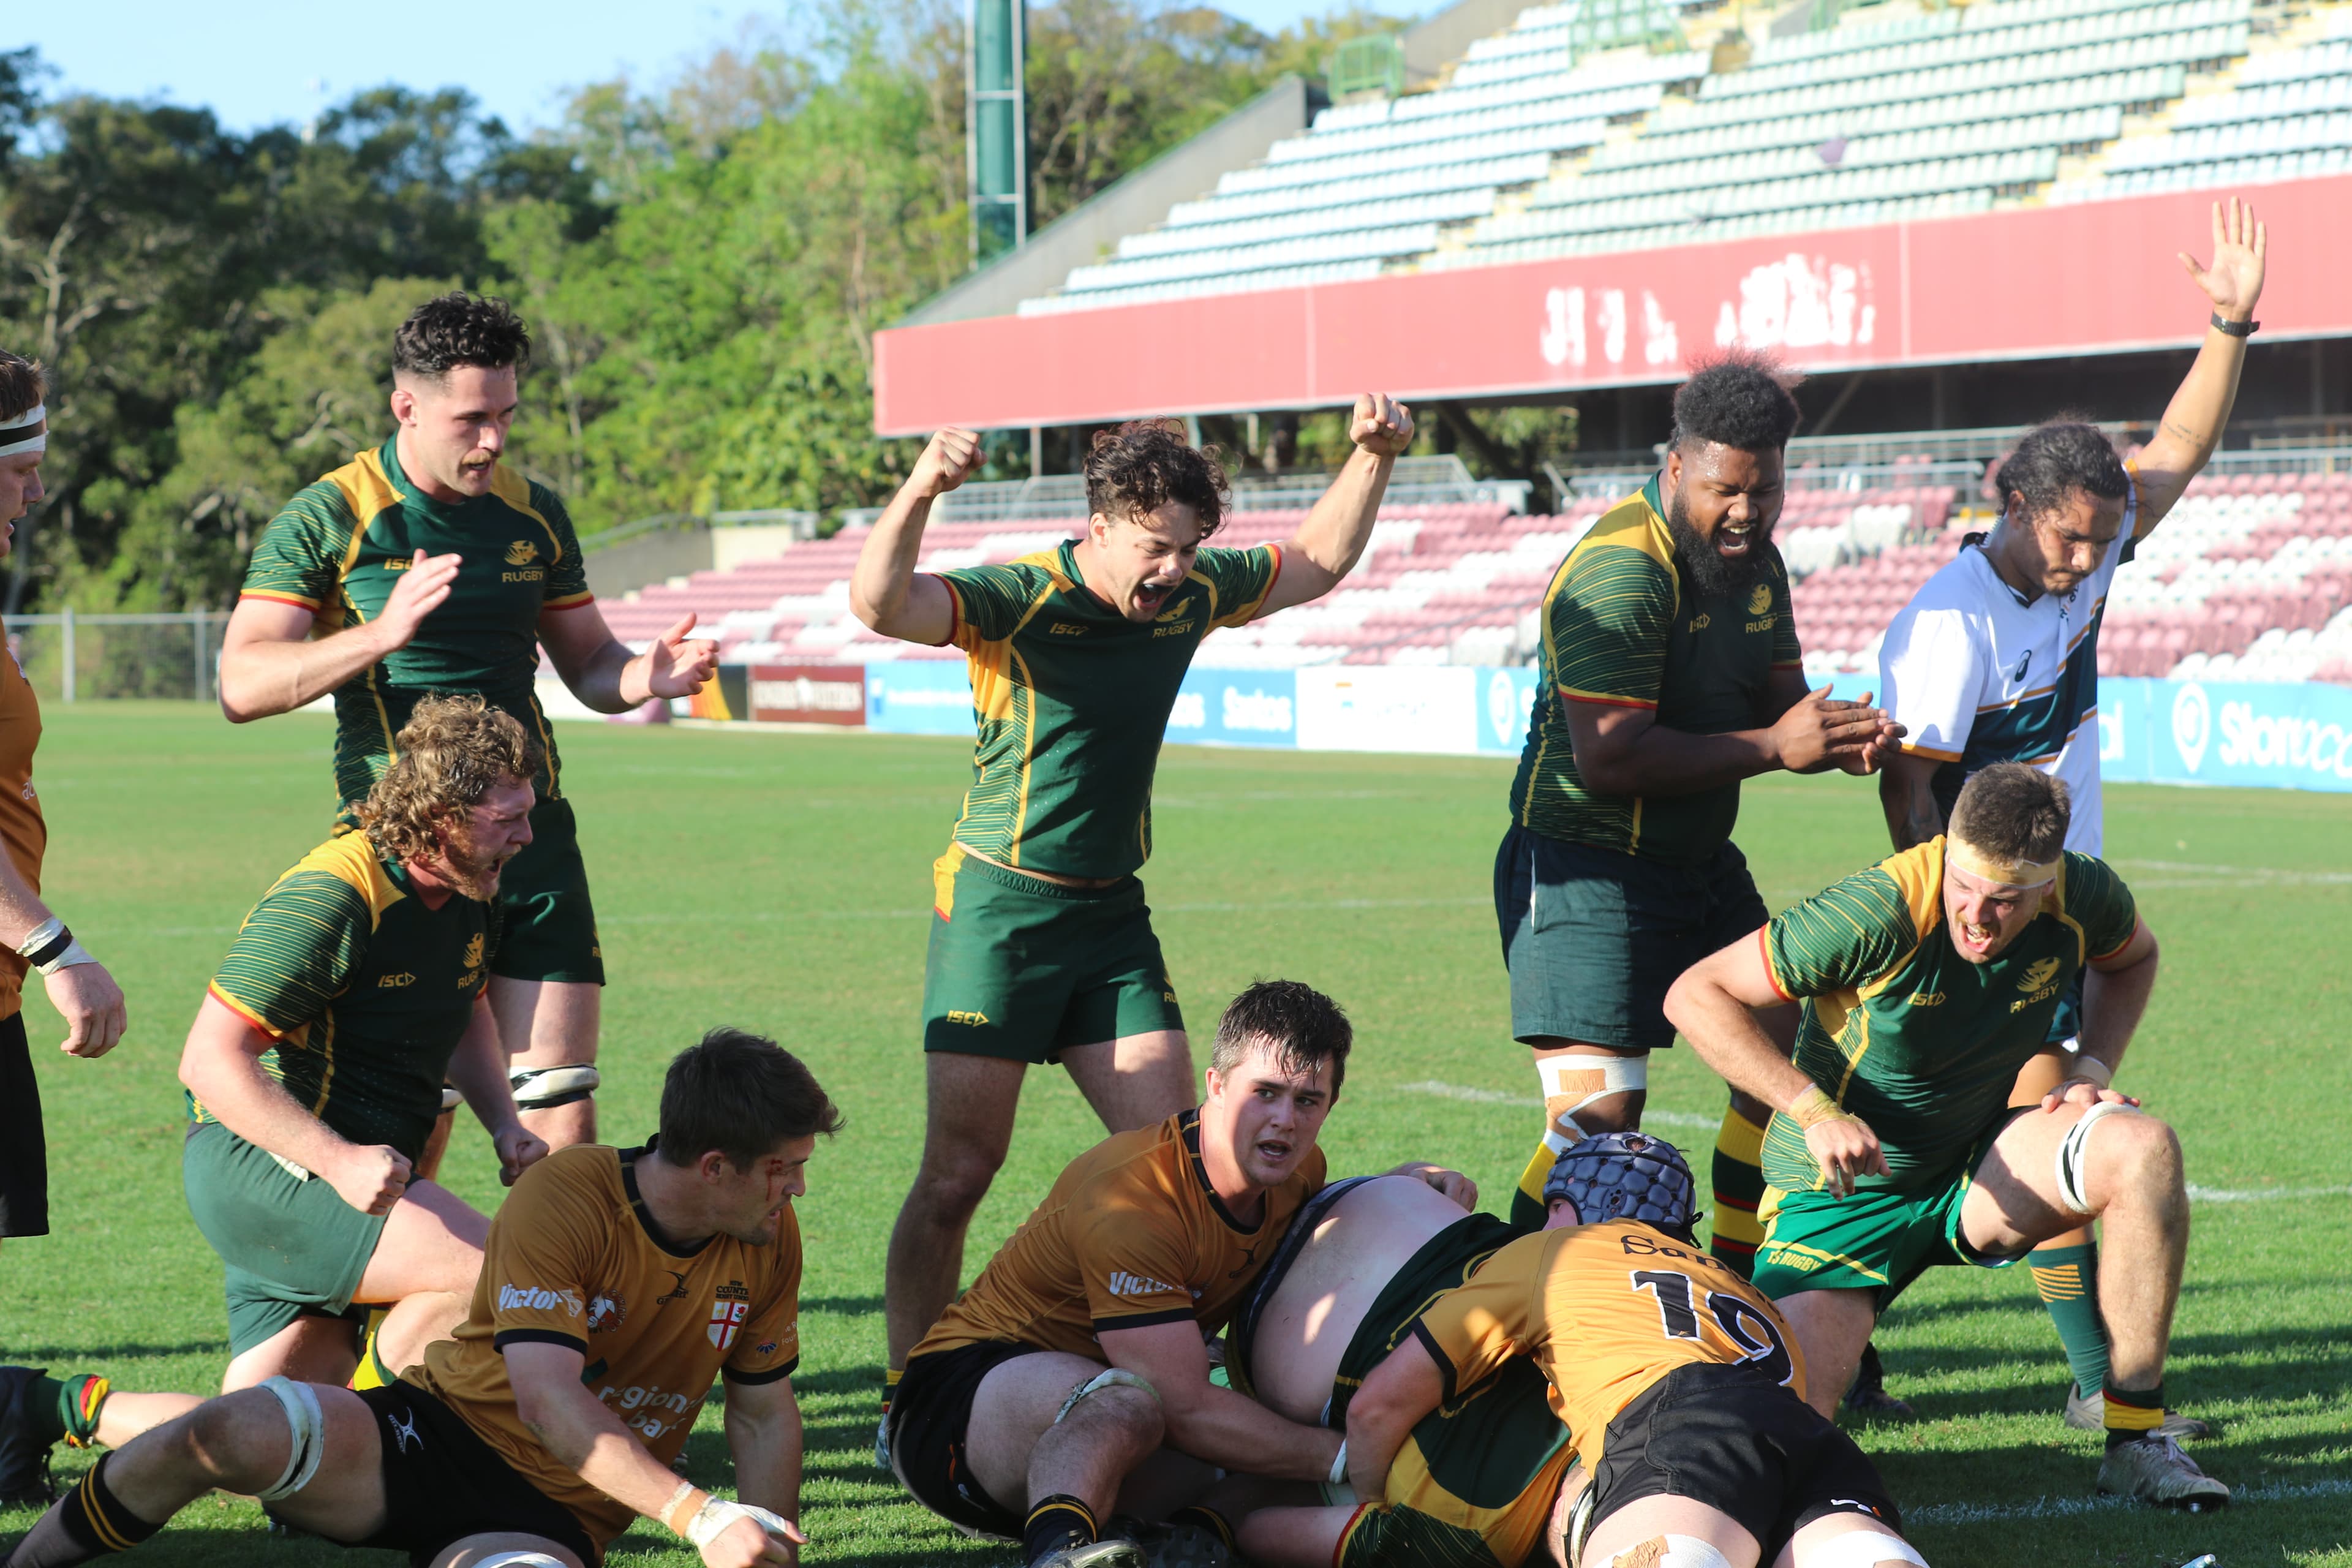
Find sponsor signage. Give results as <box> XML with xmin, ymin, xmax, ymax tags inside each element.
<box><xmin>1297</xmin><ymin>666</ymin><xmax>1482</xmax><ymax>755</ymax></box>
<box><xmin>748</xmin><ymin>664</ymin><xmax>867</xmax><ymax>726</ymax></box>
<box><xmin>874</xmin><ymin>175</ymin><xmax>2352</xmax><ymax>432</ymax></box>
<box><xmin>865</xmin><ymin>659</ymin><xmax>979</xmax><ymax>735</ymax></box>
<box><xmin>2106</xmin><ymin>677</ymin><xmax>2352</xmax><ymax>793</ymax></box>
<box><xmin>1166</xmin><ymin>668</ymin><xmax>1297</xmax><ymax>748</ymax></box>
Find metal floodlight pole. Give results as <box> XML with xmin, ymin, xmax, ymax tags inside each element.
<box><xmin>967</xmin><ymin>0</ymin><xmax>1030</xmax><ymax>266</ymax></box>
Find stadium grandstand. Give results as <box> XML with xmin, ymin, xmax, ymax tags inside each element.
<box><xmin>595</xmin><ymin>0</ymin><xmax>2352</xmax><ymax>702</ymax></box>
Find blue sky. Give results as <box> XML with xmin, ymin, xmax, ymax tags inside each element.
<box><xmin>12</xmin><ymin>2</ymin><xmax>1424</xmax><ymax>137</ymax></box>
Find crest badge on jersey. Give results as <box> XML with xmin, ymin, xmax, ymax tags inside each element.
<box><xmin>708</xmin><ymin>1281</ymin><xmax>752</xmax><ymax>1350</ymax></box>
<box><xmin>1747</xmin><ymin>583</ymin><xmax>1773</xmax><ymax>616</ymax></box>
<box><xmin>2020</xmin><ymin>956</ymin><xmax>2062</xmax><ymax>992</ymax></box>
<box><xmin>505</xmin><ymin>540</ymin><xmax>540</xmax><ymax>567</ymax></box>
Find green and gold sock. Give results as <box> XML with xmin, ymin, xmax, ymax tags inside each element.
<box><xmin>57</xmin><ymin>1374</ymin><xmax>108</xmax><ymax>1449</ymax></box>
<box><xmin>1708</xmin><ymin>1105</ymin><xmax>1769</xmax><ymax>1280</ymax></box>
<box><xmin>2029</xmin><ymin>1242</ymin><xmax>2111</xmax><ymax>1401</ymax></box>
<box><xmin>1511</xmin><ymin>1128</ymin><xmax>1570</xmax><ymax>1231</ymax></box>
<box><xmin>2103</xmin><ymin>1382</ymin><xmax>2165</xmax><ymax>1449</ymax></box>
<box><xmin>348</xmin><ymin>1308</ymin><xmax>395</xmax><ymax>1392</ymax></box>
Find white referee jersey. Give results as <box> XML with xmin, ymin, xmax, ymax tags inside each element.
<box><xmin>1876</xmin><ymin>486</ymin><xmax>2138</xmax><ymax>856</ymax></box>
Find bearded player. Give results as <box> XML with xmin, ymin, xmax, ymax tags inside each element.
<box><xmin>6</xmin><ymin>1030</ymin><xmax>834</xmax><ymax>1568</ymax></box>
<box><xmin>853</xmin><ymin>400</ymin><xmax>1415</xmax><ymax>1434</ymax></box>
<box><xmin>217</xmin><ymin>293</ymin><xmax>718</xmax><ymax>1152</ymax></box>
<box><xmin>1869</xmin><ymin>200</ymin><xmax>2263</xmax><ymax>1433</ymax></box>
<box><xmin>1666</xmin><ymin>764</ymin><xmax>2224</xmax><ymax>1507</ymax></box>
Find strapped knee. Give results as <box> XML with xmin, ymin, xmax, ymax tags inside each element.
<box><xmin>1537</xmin><ymin>1053</ymin><xmax>1648</xmax><ymax>1138</ymax></box>
<box><xmin>1607</xmin><ymin>1536</ymin><xmax>1734</xmax><ymax>1568</ymax></box>
<box><xmin>1804</xmin><ymin>1529</ymin><xmax>1928</xmax><ymax>1568</ymax></box>
<box><xmin>510</xmin><ymin>1065</ymin><xmax>600</xmax><ymax>1111</ymax></box>
<box><xmin>439</xmin><ymin>1085</ymin><xmax>463</xmax><ymax>1114</ymax></box>
<box><xmin>1053</xmin><ymin>1368</ymin><xmax>1158</xmax><ymax>1426</ymax></box>
<box><xmin>2055</xmin><ymin>1100</ymin><xmax>2137</xmax><ymax>1216</ymax></box>
<box><xmin>253</xmin><ymin>1377</ymin><xmax>326</xmax><ymax>1502</ymax></box>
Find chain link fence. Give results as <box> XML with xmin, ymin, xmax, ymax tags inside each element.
<box><xmin>1</xmin><ymin>611</ymin><xmax>226</xmax><ymax>703</ymax></box>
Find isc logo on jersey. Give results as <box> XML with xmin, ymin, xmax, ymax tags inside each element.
<box><xmin>500</xmin><ymin>1283</ymin><xmax>585</xmax><ymax>1315</ymax></box>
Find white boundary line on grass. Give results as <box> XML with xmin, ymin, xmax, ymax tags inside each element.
<box><xmin>1909</xmin><ymin>1475</ymin><xmax>2352</xmax><ymax>1525</ymax></box>
<box><xmin>1394</xmin><ymin>1083</ymin><xmax>2352</xmax><ymax>1197</ymax></box>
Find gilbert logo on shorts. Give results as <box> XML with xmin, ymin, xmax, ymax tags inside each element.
<box><xmin>709</xmin><ymin>1281</ymin><xmax>752</xmax><ymax>1350</ymax></box>
<box><xmin>1106</xmin><ymin>1270</ymin><xmax>1178</xmax><ymax>1298</ymax></box>
<box><xmin>500</xmin><ymin>1283</ymin><xmax>585</xmax><ymax>1315</ymax></box>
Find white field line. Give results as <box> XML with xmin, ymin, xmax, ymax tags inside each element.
<box><xmin>1392</xmin><ymin>1080</ymin><xmax>1724</xmax><ymax>1131</ymax></box>
<box><xmin>2112</xmin><ymin>857</ymin><xmax>2352</xmax><ymax>887</ymax></box>
<box><xmin>1396</xmin><ymin>1084</ymin><xmax>2350</xmax><ymax>1199</ymax></box>
<box><xmin>1909</xmin><ymin>1474</ymin><xmax>2352</xmax><ymax>1525</ymax></box>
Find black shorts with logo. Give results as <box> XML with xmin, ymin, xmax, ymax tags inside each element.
<box><xmin>353</xmin><ymin>1381</ymin><xmax>599</xmax><ymax>1567</ymax></box>
<box><xmin>888</xmin><ymin>1340</ymin><xmax>1038</xmax><ymax>1539</ymax></box>
<box><xmin>1591</xmin><ymin>1362</ymin><xmax>1901</xmax><ymax>1557</ymax></box>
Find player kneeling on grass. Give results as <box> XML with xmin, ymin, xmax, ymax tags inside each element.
<box><xmin>1214</xmin><ymin>1171</ymin><xmax>1580</xmax><ymax>1568</ymax></box>
<box><xmin>887</xmin><ymin>980</ymin><xmax>1472</xmax><ymax>1568</ymax></box>
<box><xmin>1663</xmin><ymin>763</ymin><xmax>2223</xmax><ymax>1509</ymax></box>
<box><xmin>178</xmin><ymin>695</ymin><xmax>549</xmax><ymax>1392</ymax></box>
<box><xmin>1345</xmin><ymin>1134</ymin><xmax>1923</xmax><ymax>1568</ymax></box>
<box><xmin>4</xmin><ymin>1028</ymin><xmax>835</xmax><ymax>1568</ymax></box>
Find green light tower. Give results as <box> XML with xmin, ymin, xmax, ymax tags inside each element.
<box><xmin>968</xmin><ymin>0</ymin><xmax>1029</xmax><ymax>265</ymax></box>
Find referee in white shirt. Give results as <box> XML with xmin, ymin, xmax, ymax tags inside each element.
<box><xmin>1870</xmin><ymin>197</ymin><xmax>2267</xmax><ymax>1433</ymax></box>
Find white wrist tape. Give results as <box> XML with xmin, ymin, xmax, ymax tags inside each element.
<box><xmin>41</xmin><ymin>938</ymin><xmax>97</xmax><ymax>974</ymax></box>
<box><xmin>15</xmin><ymin>916</ymin><xmax>62</xmax><ymax>958</ymax></box>
<box><xmin>2067</xmin><ymin>1055</ymin><xmax>2114</xmax><ymax>1090</ymax></box>
<box><xmin>1329</xmin><ymin>1438</ymin><xmax>1349</xmax><ymax>1487</ymax></box>
<box><xmin>1536</xmin><ymin>1052</ymin><xmax>1648</xmax><ymax>1139</ymax></box>
<box><xmin>684</xmin><ymin>1496</ymin><xmax>796</xmax><ymax>1549</ymax></box>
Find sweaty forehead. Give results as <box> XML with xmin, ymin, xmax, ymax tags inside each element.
<box><xmin>1681</xmin><ymin>441</ymin><xmax>1782</xmax><ymax>491</ymax></box>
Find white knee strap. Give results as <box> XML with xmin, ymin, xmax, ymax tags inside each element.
<box><xmin>510</xmin><ymin>1065</ymin><xmax>601</xmax><ymax>1110</ymax></box>
<box><xmin>2056</xmin><ymin>1100</ymin><xmax>2137</xmax><ymax>1216</ymax></box>
<box><xmin>1054</xmin><ymin>1367</ymin><xmax>1158</xmax><ymax>1425</ymax></box>
<box><xmin>473</xmin><ymin>1555</ymin><xmax>570</xmax><ymax>1567</ymax></box>
<box><xmin>1803</xmin><ymin>1528</ymin><xmax>1929</xmax><ymax>1568</ymax></box>
<box><xmin>439</xmin><ymin>1085</ymin><xmax>464</xmax><ymax>1114</ymax></box>
<box><xmin>1607</xmin><ymin>1536</ymin><xmax>1735</xmax><ymax>1568</ymax></box>
<box><xmin>254</xmin><ymin>1376</ymin><xmax>326</xmax><ymax>1502</ymax></box>
<box><xmin>1537</xmin><ymin>1054</ymin><xmax>1648</xmax><ymax>1138</ymax></box>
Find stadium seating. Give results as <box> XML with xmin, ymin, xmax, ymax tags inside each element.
<box><xmin>1014</xmin><ymin>0</ymin><xmax>2296</xmax><ymax>311</ymax></box>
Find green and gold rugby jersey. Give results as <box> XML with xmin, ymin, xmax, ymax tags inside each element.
<box><xmin>932</xmin><ymin>539</ymin><xmax>1281</xmax><ymax>878</ymax></box>
<box><xmin>1509</xmin><ymin>477</ymin><xmax>1801</xmax><ymax>865</ymax></box>
<box><xmin>241</xmin><ymin>437</ymin><xmax>592</xmax><ymax>809</ymax></box>
<box><xmin>198</xmin><ymin>833</ymin><xmax>497</xmax><ymax>1163</ymax></box>
<box><xmin>1757</xmin><ymin>839</ymin><xmax>2138</xmax><ymax>1194</ymax></box>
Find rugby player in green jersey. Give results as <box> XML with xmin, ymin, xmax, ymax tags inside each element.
<box><xmin>850</xmin><ymin>398</ymin><xmax>1415</xmax><ymax>1420</ymax></box>
<box><xmin>1494</xmin><ymin>354</ymin><xmax>1900</xmax><ymax>1272</ymax></box>
<box><xmin>180</xmin><ymin>696</ymin><xmax>548</xmax><ymax>1393</ymax></box>
<box><xmin>216</xmin><ymin>295</ymin><xmax>718</xmax><ymax>1153</ymax></box>
<box><xmin>1665</xmin><ymin>764</ymin><xmax>2226</xmax><ymax>1508</ymax></box>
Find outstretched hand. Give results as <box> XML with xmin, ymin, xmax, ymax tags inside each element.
<box><xmin>641</xmin><ymin>614</ymin><xmax>718</xmax><ymax>699</ymax></box>
<box><xmin>2179</xmin><ymin>197</ymin><xmax>2266</xmax><ymax>323</ymax></box>
<box><xmin>1351</xmin><ymin>393</ymin><xmax>1415</xmax><ymax>459</ymax></box>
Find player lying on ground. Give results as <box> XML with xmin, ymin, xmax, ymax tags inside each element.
<box><xmin>1664</xmin><ymin>763</ymin><xmax>2225</xmax><ymax>1507</ymax></box>
<box><xmin>885</xmin><ymin>980</ymin><xmax>1472</xmax><ymax>1568</ymax></box>
<box><xmin>1210</xmin><ymin>1170</ymin><xmax>1579</xmax><ymax>1568</ymax></box>
<box><xmin>1868</xmin><ymin>198</ymin><xmax>2265</xmax><ymax>1431</ymax></box>
<box><xmin>4</xmin><ymin>1028</ymin><xmax>835</xmax><ymax>1568</ymax></box>
<box><xmin>849</xmin><ymin>402</ymin><xmax>1415</xmax><ymax>1429</ymax></box>
<box><xmin>218</xmin><ymin>293</ymin><xmax>719</xmax><ymax>1152</ymax></box>
<box><xmin>1490</xmin><ymin>352</ymin><xmax>1901</xmax><ymax>1272</ymax></box>
<box><xmin>1347</xmin><ymin>1134</ymin><xmax>1924</xmax><ymax>1568</ymax></box>
<box><xmin>176</xmin><ymin>696</ymin><xmax>548</xmax><ymax>1393</ymax></box>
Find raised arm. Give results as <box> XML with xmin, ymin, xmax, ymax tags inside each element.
<box><xmin>538</xmin><ymin>599</ymin><xmax>716</xmax><ymax>714</ymax></box>
<box><xmin>217</xmin><ymin>550</ymin><xmax>460</xmax><ymax>722</ymax></box>
<box><xmin>2132</xmin><ymin>198</ymin><xmax>2268</xmax><ymax>531</ymax></box>
<box><xmin>507</xmin><ymin>1341</ymin><xmax>798</xmax><ymax>1568</ymax></box>
<box><xmin>1664</xmin><ymin>934</ymin><xmax>1887</xmax><ymax>1196</ymax></box>
<box><xmin>850</xmin><ymin>427</ymin><xmax>985</xmax><ymax>644</ymax></box>
<box><xmin>1096</xmin><ymin>1318</ymin><xmax>1342</xmax><ymax>1482</ymax></box>
<box><xmin>1256</xmin><ymin>394</ymin><xmax>1414</xmax><ymax>616</ymax></box>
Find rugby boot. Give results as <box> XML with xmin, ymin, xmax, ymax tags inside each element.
<box><xmin>1842</xmin><ymin>1341</ymin><xmax>1917</xmax><ymax>1419</ymax></box>
<box><xmin>1033</xmin><ymin>1542</ymin><xmax>1147</xmax><ymax>1568</ymax></box>
<box><xmin>1132</xmin><ymin>1520</ymin><xmax>1231</xmax><ymax>1568</ymax></box>
<box><xmin>0</xmin><ymin>1365</ymin><xmax>58</xmax><ymax>1507</ymax></box>
<box><xmin>2064</xmin><ymin>1387</ymin><xmax>2215</xmax><ymax>1439</ymax></box>
<box><xmin>2095</xmin><ymin>1433</ymin><xmax>2230</xmax><ymax>1510</ymax></box>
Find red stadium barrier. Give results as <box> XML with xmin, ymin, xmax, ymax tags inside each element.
<box><xmin>873</xmin><ymin>175</ymin><xmax>2352</xmax><ymax>434</ymax></box>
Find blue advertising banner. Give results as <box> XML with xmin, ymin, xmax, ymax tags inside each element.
<box><xmin>2106</xmin><ymin>677</ymin><xmax>2352</xmax><ymax>793</ymax></box>
<box><xmin>1166</xmin><ymin>668</ymin><xmax>1298</xmax><ymax>748</ymax></box>
<box><xmin>864</xmin><ymin>660</ymin><xmax>976</xmax><ymax>736</ymax></box>
<box><xmin>1476</xmin><ymin>665</ymin><xmax>1542</xmax><ymax>756</ymax></box>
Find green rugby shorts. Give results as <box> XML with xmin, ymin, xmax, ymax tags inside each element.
<box><xmin>920</xmin><ymin>845</ymin><xmax>1184</xmax><ymax>1063</ymax></box>
<box><xmin>182</xmin><ymin>1121</ymin><xmax>388</xmax><ymax>1357</ymax></box>
<box><xmin>1749</xmin><ymin>1111</ymin><xmax>2027</xmax><ymax>1311</ymax></box>
<box><xmin>491</xmin><ymin>795</ymin><xmax>605</xmax><ymax>987</ymax></box>
<box><xmin>1493</xmin><ymin>826</ymin><xmax>1768</xmax><ymax>1052</ymax></box>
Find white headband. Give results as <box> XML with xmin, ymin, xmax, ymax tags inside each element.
<box><xmin>0</xmin><ymin>403</ymin><xmax>45</xmax><ymax>459</ymax></box>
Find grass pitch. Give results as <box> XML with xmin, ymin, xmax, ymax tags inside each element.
<box><xmin>2</xmin><ymin>704</ymin><xmax>2346</xmax><ymax>1568</ymax></box>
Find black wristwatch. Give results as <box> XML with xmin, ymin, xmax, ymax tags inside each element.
<box><xmin>2211</xmin><ymin>312</ymin><xmax>2258</xmax><ymax>337</ymax></box>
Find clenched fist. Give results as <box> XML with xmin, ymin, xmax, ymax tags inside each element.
<box><xmin>908</xmin><ymin>428</ymin><xmax>986</xmax><ymax>500</ymax></box>
<box><xmin>1351</xmin><ymin>394</ymin><xmax>1414</xmax><ymax>459</ymax></box>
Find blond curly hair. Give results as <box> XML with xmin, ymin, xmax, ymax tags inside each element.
<box><xmin>358</xmin><ymin>695</ymin><xmax>543</xmax><ymax>863</ymax></box>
